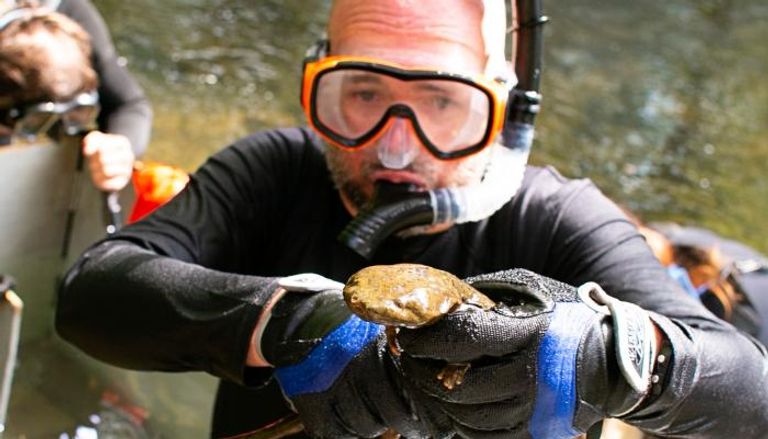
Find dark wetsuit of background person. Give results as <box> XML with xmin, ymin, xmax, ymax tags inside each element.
<box><xmin>55</xmin><ymin>0</ymin><xmax>151</xmax><ymax>157</ymax></box>
<box><xmin>653</xmin><ymin>223</ymin><xmax>768</xmax><ymax>346</ymax></box>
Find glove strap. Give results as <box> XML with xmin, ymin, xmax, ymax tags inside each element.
<box><xmin>249</xmin><ymin>286</ymin><xmax>288</xmax><ymax>367</ymax></box>
<box><xmin>251</xmin><ymin>274</ymin><xmax>346</xmax><ymax>367</ymax></box>
<box><xmin>577</xmin><ymin>282</ymin><xmax>659</xmax><ymax>416</ymax></box>
<box><xmin>530</xmin><ymin>302</ymin><xmax>598</xmax><ymax>439</ymax></box>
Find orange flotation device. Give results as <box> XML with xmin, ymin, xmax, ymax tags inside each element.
<box><xmin>128</xmin><ymin>161</ymin><xmax>189</xmax><ymax>223</ymax></box>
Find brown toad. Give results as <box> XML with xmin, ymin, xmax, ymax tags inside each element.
<box><xmin>343</xmin><ymin>263</ymin><xmax>495</xmax><ymax>389</ymax></box>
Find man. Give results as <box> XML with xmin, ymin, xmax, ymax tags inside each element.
<box><xmin>1</xmin><ymin>0</ymin><xmax>150</xmax><ymax>192</ymax></box>
<box><xmin>55</xmin><ymin>0</ymin><xmax>768</xmax><ymax>438</ymax></box>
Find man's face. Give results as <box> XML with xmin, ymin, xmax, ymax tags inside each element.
<box><xmin>324</xmin><ymin>0</ymin><xmax>493</xmax><ymax>214</ymax></box>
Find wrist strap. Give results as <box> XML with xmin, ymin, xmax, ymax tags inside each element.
<box><xmin>646</xmin><ymin>334</ymin><xmax>673</xmax><ymax>403</ymax></box>
<box><xmin>578</xmin><ymin>282</ymin><xmax>659</xmax><ymax>416</ymax></box>
<box><xmin>249</xmin><ymin>287</ymin><xmax>288</xmax><ymax>367</ymax></box>
<box><xmin>257</xmin><ymin>274</ymin><xmax>351</xmax><ymax>367</ymax></box>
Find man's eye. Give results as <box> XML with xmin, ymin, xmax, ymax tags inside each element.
<box><xmin>428</xmin><ymin>95</ymin><xmax>455</xmax><ymax>111</ymax></box>
<box><xmin>352</xmin><ymin>90</ymin><xmax>378</xmax><ymax>102</ymax></box>
<box><xmin>434</xmin><ymin>96</ymin><xmax>452</xmax><ymax>109</ymax></box>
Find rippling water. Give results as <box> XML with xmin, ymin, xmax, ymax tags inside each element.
<box><xmin>97</xmin><ymin>0</ymin><xmax>330</xmax><ymax>170</ymax></box>
<box><xmin>537</xmin><ymin>0</ymin><xmax>768</xmax><ymax>249</ymax></box>
<box><xmin>6</xmin><ymin>1</ymin><xmax>767</xmax><ymax>438</ymax></box>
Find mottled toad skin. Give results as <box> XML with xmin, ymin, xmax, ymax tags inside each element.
<box><xmin>344</xmin><ymin>263</ymin><xmax>495</xmax><ymax>327</ymax></box>
<box><xmin>343</xmin><ymin>264</ymin><xmax>495</xmax><ymax>391</ymax></box>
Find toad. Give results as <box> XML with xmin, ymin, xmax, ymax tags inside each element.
<box><xmin>344</xmin><ymin>263</ymin><xmax>495</xmax><ymax>390</ymax></box>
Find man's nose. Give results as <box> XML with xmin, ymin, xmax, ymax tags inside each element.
<box><xmin>376</xmin><ymin>118</ymin><xmax>419</xmax><ymax>170</ymax></box>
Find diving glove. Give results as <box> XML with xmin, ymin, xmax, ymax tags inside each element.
<box><xmin>395</xmin><ymin>268</ymin><xmax>667</xmax><ymax>438</ymax></box>
<box><xmin>257</xmin><ymin>273</ymin><xmax>451</xmax><ymax>438</ymax></box>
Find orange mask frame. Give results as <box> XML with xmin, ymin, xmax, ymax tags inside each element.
<box><xmin>300</xmin><ymin>53</ymin><xmax>511</xmax><ymax>160</ymax></box>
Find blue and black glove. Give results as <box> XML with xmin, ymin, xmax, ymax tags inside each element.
<box><xmin>395</xmin><ymin>268</ymin><xmax>666</xmax><ymax>438</ymax></box>
<box><xmin>257</xmin><ymin>273</ymin><xmax>454</xmax><ymax>438</ymax></box>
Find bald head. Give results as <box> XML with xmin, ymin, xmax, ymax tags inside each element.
<box><xmin>328</xmin><ymin>0</ymin><xmax>511</xmax><ymax>78</ymax></box>
<box><xmin>0</xmin><ymin>10</ymin><xmax>97</xmax><ymax>107</ymax></box>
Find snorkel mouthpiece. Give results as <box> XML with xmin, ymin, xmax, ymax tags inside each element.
<box><xmin>339</xmin><ymin>181</ymin><xmax>433</xmax><ymax>259</ymax></box>
<box><xmin>339</xmin><ymin>143</ymin><xmax>529</xmax><ymax>260</ymax></box>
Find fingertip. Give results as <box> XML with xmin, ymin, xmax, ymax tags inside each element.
<box><xmin>82</xmin><ymin>138</ymin><xmax>96</xmax><ymax>156</ymax></box>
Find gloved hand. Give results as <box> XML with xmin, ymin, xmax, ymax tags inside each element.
<box><xmin>395</xmin><ymin>268</ymin><xmax>665</xmax><ymax>438</ymax></box>
<box><xmin>256</xmin><ymin>273</ymin><xmax>452</xmax><ymax>438</ymax></box>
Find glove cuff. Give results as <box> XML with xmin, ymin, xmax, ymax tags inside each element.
<box><xmin>259</xmin><ymin>274</ymin><xmax>352</xmax><ymax>367</ymax></box>
<box><xmin>574</xmin><ymin>282</ymin><xmax>660</xmax><ymax>429</ymax></box>
<box><xmin>274</xmin><ymin>316</ymin><xmax>383</xmax><ymax>397</ymax></box>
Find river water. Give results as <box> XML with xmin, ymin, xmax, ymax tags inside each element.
<box><xmin>5</xmin><ymin>1</ymin><xmax>768</xmax><ymax>438</ymax></box>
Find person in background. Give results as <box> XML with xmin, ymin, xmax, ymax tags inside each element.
<box><xmin>1</xmin><ymin>0</ymin><xmax>151</xmax><ymax>193</ymax></box>
<box><xmin>621</xmin><ymin>207</ymin><xmax>765</xmax><ymax>341</ymax></box>
<box><xmin>645</xmin><ymin>221</ymin><xmax>767</xmax><ymax>345</ymax></box>
<box><xmin>0</xmin><ymin>7</ymin><xmax>99</xmax><ymax>145</ymax></box>
<box><xmin>56</xmin><ymin>0</ymin><xmax>768</xmax><ymax>438</ymax></box>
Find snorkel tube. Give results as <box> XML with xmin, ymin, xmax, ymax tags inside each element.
<box><xmin>339</xmin><ymin>0</ymin><xmax>548</xmax><ymax>259</ymax></box>
<box><xmin>505</xmin><ymin>0</ymin><xmax>547</xmax><ymax>151</ymax></box>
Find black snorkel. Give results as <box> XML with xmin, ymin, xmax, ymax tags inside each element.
<box><xmin>339</xmin><ymin>182</ymin><xmax>436</xmax><ymax>258</ymax></box>
<box><xmin>504</xmin><ymin>0</ymin><xmax>547</xmax><ymax>151</ymax></box>
<box><xmin>339</xmin><ymin>0</ymin><xmax>548</xmax><ymax>259</ymax></box>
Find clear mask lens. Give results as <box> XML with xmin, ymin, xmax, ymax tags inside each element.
<box><xmin>14</xmin><ymin>108</ymin><xmax>60</xmax><ymax>139</ymax></box>
<box><xmin>60</xmin><ymin>103</ymin><xmax>99</xmax><ymax>135</ymax></box>
<box><xmin>314</xmin><ymin>68</ymin><xmax>492</xmax><ymax>155</ymax></box>
<box><xmin>5</xmin><ymin>91</ymin><xmax>99</xmax><ymax>142</ymax></box>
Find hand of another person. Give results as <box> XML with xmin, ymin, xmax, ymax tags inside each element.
<box><xmin>253</xmin><ymin>273</ymin><xmax>452</xmax><ymax>438</ymax></box>
<box><xmin>82</xmin><ymin>131</ymin><xmax>135</xmax><ymax>192</ymax></box>
<box><xmin>395</xmin><ymin>269</ymin><xmax>664</xmax><ymax>438</ymax></box>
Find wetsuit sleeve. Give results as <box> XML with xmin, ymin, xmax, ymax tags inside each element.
<box><xmin>56</xmin><ymin>129</ymin><xmax>316</xmax><ymax>385</ymax></box>
<box><xmin>56</xmin><ymin>240</ymin><xmax>278</xmax><ymax>385</ymax></box>
<box><xmin>533</xmin><ymin>172</ymin><xmax>768</xmax><ymax>436</ymax></box>
<box><xmin>58</xmin><ymin>0</ymin><xmax>152</xmax><ymax>156</ymax></box>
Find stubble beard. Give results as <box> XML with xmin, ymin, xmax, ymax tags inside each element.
<box><xmin>324</xmin><ymin>142</ymin><xmax>491</xmax><ymax>214</ymax></box>
<box><xmin>324</xmin><ymin>146</ymin><xmax>372</xmax><ymax>212</ymax></box>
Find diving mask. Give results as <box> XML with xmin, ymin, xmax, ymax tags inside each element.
<box><xmin>0</xmin><ymin>90</ymin><xmax>99</xmax><ymax>145</ymax></box>
<box><xmin>301</xmin><ymin>43</ymin><xmax>513</xmax><ymax>161</ymax></box>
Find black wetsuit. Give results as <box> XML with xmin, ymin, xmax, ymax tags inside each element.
<box><xmin>56</xmin><ymin>127</ymin><xmax>768</xmax><ymax>438</ymax></box>
<box><xmin>56</xmin><ymin>0</ymin><xmax>151</xmax><ymax>156</ymax></box>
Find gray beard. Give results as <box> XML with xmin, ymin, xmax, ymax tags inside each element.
<box><xmin>324</xmin><ymin>148</ymin><xmax>369</xmax><ymax>211</ymax></box>
<box><xmin>323</xmin><ymin>141</ymin><xmax>497</xmax><ymax>216</ymax></box>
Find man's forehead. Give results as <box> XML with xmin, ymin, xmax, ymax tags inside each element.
<box><xmin>330</xmin><ymin>1</ymin><xmax>483</xmax><ymax>58</ymax></box>
<box><xmin>328</xmin><ymin>0</ymin><xmax>508</xmax><ymax>75</ymax></box>
<box><xmin>327</xmin><ymin>0</ymin><xmax>506</xmax><ymax>26</ymax></box>
<box><xmin>329</xmin><ymin>0</ymin><xmax>485</xmax><ymax>32</ymax></box>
